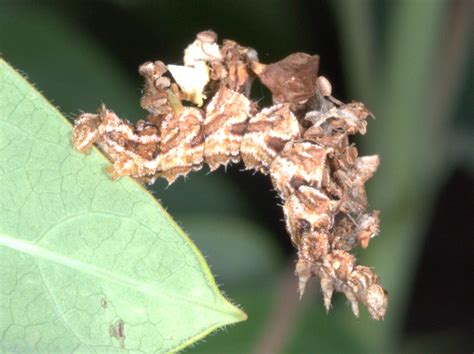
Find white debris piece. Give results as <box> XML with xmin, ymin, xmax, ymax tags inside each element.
<box><xmin>167</xmin><ymin>61</ymin><xmax>210</xmax><ymax>107</ymax></box>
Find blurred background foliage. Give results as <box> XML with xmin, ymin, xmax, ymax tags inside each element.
<box><xmin>1</xmin><ymin>0</ymin><xmax>472</xmax><ymax>352</ymax></box>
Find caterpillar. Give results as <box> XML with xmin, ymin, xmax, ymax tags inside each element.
<box><xmin>72</xmin><ymin>31</ymin><xmax>388</xmax><ymax>320</ymax></box>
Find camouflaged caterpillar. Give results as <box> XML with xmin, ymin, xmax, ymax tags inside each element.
<box><xmin>72</xmin><ymin>31</ymin><xmax>388</xmax><ymax>320</ymax></box>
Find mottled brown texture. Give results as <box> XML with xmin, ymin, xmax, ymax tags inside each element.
<box><xmin>270</xmin><ymin>142</ymin><xmax>329</xmax><ymax>198</ymax></box>
<box><xmin>283</xmin><ymin>186</ymin><xmax>338</xmax><ymax>244</ymax></box>
<box><xmin>204</xmin><ymin>86</ymin><xmax>251</xmax><ymax>170</ymax></box>
<box><xmin>241</xmin><ymin>104</ymin><xmax>300</xmax><ymax>173</ymax></box>
<box><xmin>254</xmin><ymin>53</ymin><xmax>319</xmax><ymax>104</ymax></box>
<box><xmin>72</xmin><ymin>106</ymin><xmax>161</xmax><ymax>183</ymax></box>
<box><xmin>159</xmin><ymin>107</ymin><xmax>205</xmax><ymax>183</ymax></box>
<box><xmin>71</xmin><ymin>32</ymin><xmax>387</xmax><ymax>320</ymax></box>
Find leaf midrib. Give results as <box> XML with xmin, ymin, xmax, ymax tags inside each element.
<box><xmin>0</xmin><ymin>232</ymin><xmax>234</xmax><ymax>317</ymax></box>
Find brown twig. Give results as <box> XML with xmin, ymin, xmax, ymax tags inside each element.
<box><xmin>252</xmin><ymin>264</ymin><xmax>307</xmax><ymax>354</ymax></box>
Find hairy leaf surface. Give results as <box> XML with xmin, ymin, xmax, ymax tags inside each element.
<box><xmin>0</xmin><ymin>59</ymin><xmax>246</xmax><ymax>353</ymax></box>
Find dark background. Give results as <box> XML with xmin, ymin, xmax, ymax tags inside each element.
<box><xmin>1</xmin><ymin>0</ymin><xmax>472</xmax><ymax>352</ymax></box>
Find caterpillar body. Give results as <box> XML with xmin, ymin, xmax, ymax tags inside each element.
<box><xmin>72</xmin><ymin>31</ymin><xmax>387</xmax><ymax>320</ymax></box>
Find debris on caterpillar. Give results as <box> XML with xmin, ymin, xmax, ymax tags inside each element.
<box><xmin>72</xmin><ymin>30</ymin><xmax>388</xmax><ymax>320</ymax></box>
<box><xmin>241</xmin><ymin>103</ymin><xmax>300</xmax><ymax>174</ymax></box>
<box><xmin>204</xmin><ymin>86</ymin><xmax>252</xmax><ymax>171</ymax></box>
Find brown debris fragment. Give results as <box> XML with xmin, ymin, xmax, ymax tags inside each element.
<box><xmin>219</xmin><ymin>39</ymin><xmax>257</xmax><ymax>94</ymax></box>
<box><xmin>253</xmin><ymin>53</ymin><xmax>320</xmax><ymax>104</ymax></box>
<box><xmin>71</xmin><ymin>112</ymin><xmax>101</xmax><ymax>153</ymax></box>
<box><xmin>109</xmin><ymin>319</ymin><xmax>126</xmax><ymax>349</ymax></box>
<box><xmin>355</xmin><ymin>211</ymin><xmax>380</xmax><ymax>249</ymax></box>
<box><xmin>138</xmin><ymin>61</ymin><xmax>173</xmax><ymax>117</ymax></box>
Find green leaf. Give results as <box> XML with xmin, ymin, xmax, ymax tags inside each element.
<box><xmin>0</xmin><ymin>59</ymin><xmax>246</xmax><ymax>353</ymax></box>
